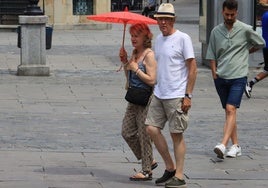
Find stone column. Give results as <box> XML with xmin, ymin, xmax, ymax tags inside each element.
<box><xmin>17</xmin><ymin>15</ymin><xmax>50</xmax><ymax>76</ymax></box>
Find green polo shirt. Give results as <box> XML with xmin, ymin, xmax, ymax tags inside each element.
<box><xmin>206</xmin><ymin>20</ymin><xmax>265</xmax><ymax>79</ymax></box>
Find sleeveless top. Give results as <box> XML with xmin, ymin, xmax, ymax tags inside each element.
<box><xmin>128</xmin><ymin>51</ymin><xmax>152</xmax><ymax>91</ymax></box>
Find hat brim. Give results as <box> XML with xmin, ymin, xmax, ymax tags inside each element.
<box><xmin>154</xmin><ymin>14</ymin><xmax>175</xmax><ymax>18</ymax></box>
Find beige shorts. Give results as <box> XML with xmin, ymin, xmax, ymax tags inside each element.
<box><xmin>145</xmin><ymin>95</ymin><xmax>189</xmax><ymax>133</ymax></box>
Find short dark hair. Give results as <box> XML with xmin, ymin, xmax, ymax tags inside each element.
<box><xmin>223</xmin><ymin>0</ymin><xmax>238</xmax><ymax>10</ymax></box>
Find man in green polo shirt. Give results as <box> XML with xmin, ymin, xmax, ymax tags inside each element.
<box><xmin>206</xmin><ymin>0</ymin><xmax>265</xmax><ymax>159</ymax></box>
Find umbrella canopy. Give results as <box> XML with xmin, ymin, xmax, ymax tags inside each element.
<box><xmin>87</xmin><ymin>7</ymin><xmax>158</xmax><ymax>47</ymax></box>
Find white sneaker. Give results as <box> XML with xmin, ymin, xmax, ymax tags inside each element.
<box><xmin>244</xmin><ymin>82</ymin><xmax>252</xmax><ymax>98</ymax></box>
<box><xmin>226</xmin><ymin>144</ymin><xmax>242</xmax><ymax>158</ymax></box>
<box><xmin>214</xmin><ymin>143</ymin><xmax>226</xmax><ymax>159</ymax></box>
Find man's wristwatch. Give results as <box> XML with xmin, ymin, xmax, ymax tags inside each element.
<box><xmin>185</xmin><ymin>93</ymin><xmax>193</xmax><ymax>99</ymax></box>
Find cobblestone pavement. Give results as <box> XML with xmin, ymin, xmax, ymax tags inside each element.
<box><xmin>0</xmin><ymin>0</ymin><xmax>267</xmax><ymax>187</ymax></box>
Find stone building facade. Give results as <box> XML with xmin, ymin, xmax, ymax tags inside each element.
<box><xmin>0</xmin><ymin>0</ymin><xmax>144</xmax><ymax>29</ymax></box>
<box><xmin>44</xmin><ymin>0</ymin><xmax>110</xmax><ymax>29</ymax></box>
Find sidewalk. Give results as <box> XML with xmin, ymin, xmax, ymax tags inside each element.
<box><xmin>0</xmin><ymin>1</ymin><xmax>267</xmax><ymax>187</ymax></box>
<box><xmin>173</xmin><ymin>0</ymin><xmax>199</xmax><ymax>24</ymax></box>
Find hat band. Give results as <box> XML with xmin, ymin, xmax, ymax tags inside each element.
<box><xmin>155</xmin><ymin>12</ymin><xmax>175</xmax><ymax>16</ymax></box>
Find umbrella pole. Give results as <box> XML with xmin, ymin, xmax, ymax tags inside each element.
<box><xmin>122</xmin><ymin>23</ymin><xmax>127</xmax><ymax>48</ymax></box>
<box><xmin>117</xmin><ymin>23</ymin><xmax>127</xmax><ymax>72</ymax></box>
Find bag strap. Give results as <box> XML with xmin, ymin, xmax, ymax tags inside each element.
<box><xmin>142</xmin><ymin>49</ymin><xmax>153</xmax><ymax>63</ymax></box>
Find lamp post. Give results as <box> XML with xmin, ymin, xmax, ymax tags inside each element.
<box><xmin>24</xmin><ymin>0</ymin><xmax>43</xmax><ymax>15</ymax></box>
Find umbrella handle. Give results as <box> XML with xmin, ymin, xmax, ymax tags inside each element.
<box><xmin>122</xmin><ymin>23</ymin><xmax>127</xmax><ymax>48</ymax></box>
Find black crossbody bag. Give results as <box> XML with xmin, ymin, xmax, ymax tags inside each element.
<box><xmin>125</xmin><ymin>84</ymin><xmax>152</xmax><ymax>106</ymax></box>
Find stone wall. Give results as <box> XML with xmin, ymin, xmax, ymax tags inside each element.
<box><xmin>43</xmin><ymin>0</ymin><xmax>110</xmax><ymax>30</ymax></box>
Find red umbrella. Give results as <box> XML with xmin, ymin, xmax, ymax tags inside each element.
<box><xmin>87</xmin><ymin>7</ymin><xmax>157</xmax><ymax>48</ymax></box>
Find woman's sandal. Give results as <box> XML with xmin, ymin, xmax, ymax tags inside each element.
<box><xmin>151</xmin><ymin>161</ymin><xmax>158</xmax><ymax>170</ymax></box>
<box><xmin>129</xmin><ymin>171</ymin><xmax>152</xmax><ymax>181</ymax></box>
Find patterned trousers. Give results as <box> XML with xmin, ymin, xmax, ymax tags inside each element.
<box><xmin>122</xmin><ymin>103</ymin><xmax>153</xmax><ymax>172</ymax></box>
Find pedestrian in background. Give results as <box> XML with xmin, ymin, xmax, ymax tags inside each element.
<box><xmin>145</xmin><ymin>3</ymin><xmax>197</xmax><ymax>188</ymax></box>
<box><xmin>142</xmin><ymin>0</ymin><xmax>157</xmax><ymax>17</ymax></box>
<box><xmin>119</xmin><ymin>23</ymin><xmax>158</xmax><ymax>181</ymax></box>
<box><xmin>206</xmin><ymin>0</ymin><xmax>265</xmax><ymax>159</ymax></box>
<box><xmin>245</xmin><ymin>11</ymin><xmax>268</xmax><ymax>98</ymax></box>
